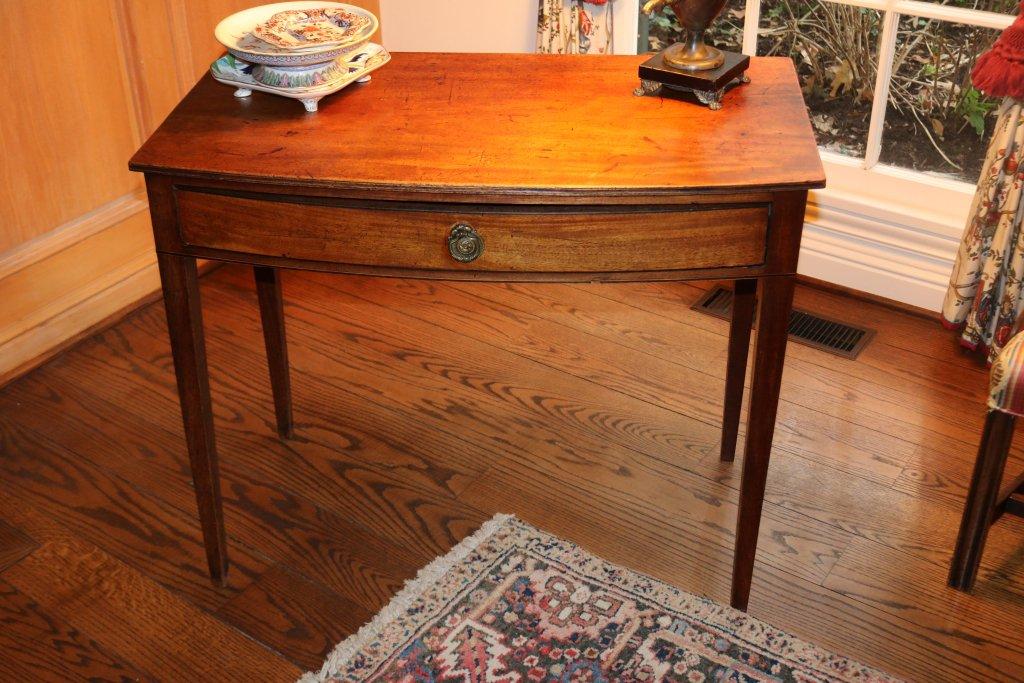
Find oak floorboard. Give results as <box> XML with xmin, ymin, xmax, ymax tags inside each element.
<box><xmin>272</xmin><ymin>273</ymin><xmax>1024</xmax><ymax>582</ymax></box>
<box><xmin>711</xmin><ymin>437</ymin><xmax>1024</xmax><ymax>587</ymax></box>
<box><xmin>893</xmin><ymin>447</ymin><xmax>1024</xmax><ymax>511</ymax></box>
<box><xmin>457</xmin><ymin>441</ymin><xmax>849</xmax><ymax>598</ymax></box>
<box><xmin>328</xmin><ymin>271</ymin><xmax>987</xmax><ymax>491</ymax></box>
<box><xmin>80</xmin><ymin>306</ymin><xmax>492</xmax><ymax>556</ymax></box>
<box><xmin>668</xmin><ymin>280</ymin><xmax>1024</xmax><ymax>464</ymax></box>
<box><xmin>482</xmin><ymin>279</ymin><xmax>991</xmax><ymax>465</ymax></box>
<box><xmin>599</xmin><ymin>279</ymin><xmax>985</xmax><ymax>370</ymax></box>
<box><xmin>223</xmin><ymin>268</ymin><xmax>1024</xmax><ymax>591</ymax></box>
<box><xmin>78</xmin><ymin>270</ymin><xmax>840</xmax><ymax>597</ymax></box>
<box><xmin>395</xmin><ymin>274</ymin><xmax>1019</xmax><ymax>569</ymax></box>
<box><xmin>636</xmin><ymin>281</ymin><xmax>1008</xmax><ymax>470</ymax></box>
<box><xmin>0</xmin><ymin>348</ymin><xmax>455</xmax><ymax>613</ymax></box>
<box><xmin>0</xmin><ymin>416</ymin><xmax>267</xmax><ymax>612</ymax></box>
<box><xmin>3</xmin><ymin>539</ymin><xmax>300</xmax><ymax>681</ymax></box>
<box><xmin>0</xmin><ymin>264</ymin><xmax>1021</xmax><ymax>683</ymax></box>
<box><xmin>0</xmin><ymin>576</ymin><xmax>150</xmax><ymax>682</ymax></box>
<box><xmin>748</xmin><ymin>556</ymin><xmax>1017</xmax><ymax>683</ymax></box>
<box><xmin>216</xmin><ymin>563</ymin><xmax>375</xmax><ymax>671</ymax></box>
<box><xmin>320</xmin><ymin>274</ymin><xmax>911</xmax><ymax>485</ymax></box>
<box><xmin>822</xmin><ymin>536</ymin><xmax>1024</xmax><ymax>679</ymax></box>
<box><xmin>0</xmin><ymin>518</ymin><xmax>35</xmax><ymax>573</ymax></box>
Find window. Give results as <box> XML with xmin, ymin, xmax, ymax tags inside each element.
<box><xmin>638</xmin><ymin>0</ymin><xmax>1017</xmax><ymax>308</ymax></box>
<box><xmin>641</xmin><ymin>0</ymin><xmax>1013</xmax><ymax>181</ymax></box>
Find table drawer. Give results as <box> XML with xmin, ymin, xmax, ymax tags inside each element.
<box><xmin>175</xmin><ymin>190</ymin><xmax>769</xmax><ymax>273</ymax></box>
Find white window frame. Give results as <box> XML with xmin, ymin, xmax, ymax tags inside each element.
<box><xmin>740</xmin><ymin>2</ymin><xmax>1012</xmax><ymax>175</ymax></box>
<box><xmin>734</xmin><ymin>0</ymin><xmax>1014</xmax><ymax>308</ymax></box>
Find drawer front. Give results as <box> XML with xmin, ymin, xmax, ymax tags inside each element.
<box><xmin>175</xmin><ymin>190</ymin><xmax>768</xmax><ymax>273</ymax></box>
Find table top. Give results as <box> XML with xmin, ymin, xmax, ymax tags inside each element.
<box><xmin>130</xmin><ymin>53</ymin><xmax>825</xmax><ymax>200</ymax></box>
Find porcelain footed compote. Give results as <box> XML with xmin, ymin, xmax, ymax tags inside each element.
<box><xmin>211</xmin><ymin>2</ymin><xmax>384</xmax><ymax>111</ymax></box>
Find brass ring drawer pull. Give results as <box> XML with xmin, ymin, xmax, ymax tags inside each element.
<box><xmin>448</xmin><ymin>223</ymin><xmax>484</xmax><ymax>263</ymax></box>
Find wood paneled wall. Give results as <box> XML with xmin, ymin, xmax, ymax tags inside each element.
<box><xmin>0</xmin><ymin>0</ymin><xmax>381</xmax><ymax>385</ymax></box>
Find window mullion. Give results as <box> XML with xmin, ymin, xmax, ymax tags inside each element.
<box><xmin>742</xmin><ymin>0</ymin><xmax>762</xmax><ymax>55</ymax></box>
<box><xmin>863</xmin><ymin>8</ymin><xmax>900</xmax><ymax>169</ymax></box>
<box><xmin>892</xmin><ymin>0</ymin><xmax>1014</xmax><ymax>29</ymax></box>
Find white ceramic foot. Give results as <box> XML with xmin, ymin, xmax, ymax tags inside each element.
<box><xmin>300</xmin><ymin>97</ymin><xmax>320</xmax><ymax>112</ymax></box>
<box><xmin>234</xmin><ymin>88</ymin><xmax>252</xmax><ymax>98</ymax></box>
<box><xmin>357</xmin><ymin>75</ymin><xmax>372</xmax><ymax>83</ymax></box>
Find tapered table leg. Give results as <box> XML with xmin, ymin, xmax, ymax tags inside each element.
<box><xmin>157</xmin><ymin>253</ymin><xmax>228</xmax><ymax>585</ymax></box>
<box><xmin>949</xmin><ymin>410</ymin><xmax>1014</xmax><ymax>591</ymax></box>
<box><xmin>254</xmin><ymin>266</ymin><xmax>293</xmax><ymax>439</ymax></box>
<box><xmin>721</xmin><ymin>279</ymin><xmax>757</xmax><ymax>462</ymax></box>
<box><xmin>730</xmin><ymin>275</ymin><xmax>795</xmax><ymax>610</ymax></box>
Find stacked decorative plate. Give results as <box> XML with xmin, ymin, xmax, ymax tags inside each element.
<box><xmin>212</xmin><ymin>1</ymin><xmax>390</xmax><ymax>112</ymax></box>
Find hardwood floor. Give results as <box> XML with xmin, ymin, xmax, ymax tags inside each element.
<box><xmin>0</xmin><ymin>264</ymin><xmax>1022</xmax><ymax>681</ymax></box>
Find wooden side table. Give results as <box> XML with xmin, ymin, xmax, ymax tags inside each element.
<box><xmin>129</xmin><ymin>53</ymin><xmax>825</xmax><ymax>611</ymax></box>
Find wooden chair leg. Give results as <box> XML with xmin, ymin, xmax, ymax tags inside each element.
<box><xmin>157</xmin><ymin>253</ymin><xmax>229</xmax><ymax>585</ymax></box>
<box><xmin>948</xmin><ymin>410</ymin><xmax>1015</xmax><ymax>592</ymax></box>
<box><xmin>254</xmin><ymin>266</ymin><xmax>293</xmax><ymax>439</ymax></box>
<box><xmin>996</xmin><ymin>471</ymin><xmax>1024</xmax><ymax>519</ymax></box>
<box><xmin>721</xmin><ymin>279</ymin><xmax>757</xmax><ymax>462</ymax></box>
<box><xmin>731</xmin><ymin>275</ymin><xmax>795</xmax><ymax>611</ymax></box>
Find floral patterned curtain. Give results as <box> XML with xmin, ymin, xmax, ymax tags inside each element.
<box><xmin>943</xmin><ymin>98</ymin><xmax>1024</xmax><ymax>363</ymax></box>
<box><xmin>537</xmin><ymin>0</ymin><xmax>615</xmax><ymax>55</ymax></box>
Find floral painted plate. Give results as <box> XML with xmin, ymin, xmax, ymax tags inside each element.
<box><xmin>253</xmin><ymin>7</ymin><xmax>370</xmax><ymax>49</ymax></box>
<box><xmin>215</xmin><ymin>2</ymin><xmax>378</xmax><ymax>66</ymax></box>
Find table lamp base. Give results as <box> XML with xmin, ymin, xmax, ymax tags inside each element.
<box><xmin>635</xmin><ymin>49</ymin><xmax>750</xmax><ymax>110</ymax></box>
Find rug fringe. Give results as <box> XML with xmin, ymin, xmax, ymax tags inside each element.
<box><xmin>299</xmin><ymin>512</ymin><xmax>516</xmax><ymax>682</ymax></box>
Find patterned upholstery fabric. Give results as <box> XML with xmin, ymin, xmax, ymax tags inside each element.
<box><xmin>990</xmin><ymin>330</ymin><xmax>1024</xmax><ymax>415</ymax></box>
<box><xmin>942</xmin><ymin>98</ymin><xmax>1024</xmax><ymax>364</ymax></box>
<box><xmin>537</xmin><ymin>0</ymin><xmax>615</xmax><ymax>55</ymax></box>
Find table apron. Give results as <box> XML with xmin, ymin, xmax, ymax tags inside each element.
<box><xmin>142</xmin><ymin>176</ymin><xmax>807</xmax><ymax>282</ymax></box>
<box><xmin>161</xmin><ymin>189</ymin><xmax>795</xmax><ymax>281</ymax></box>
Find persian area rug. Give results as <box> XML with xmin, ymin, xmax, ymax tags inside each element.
<box><xmin>303</xmin><ymin>514</ymin><xmax>899</xmax><ymax>683</ymax></box>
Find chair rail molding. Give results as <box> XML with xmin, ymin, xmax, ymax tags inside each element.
<box><xmin>0</xmin><ymin>191</ymin><xmax>148</xmax><ymax>281</ymax></box>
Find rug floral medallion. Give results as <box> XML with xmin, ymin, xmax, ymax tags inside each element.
<box><xmin>304</xmin><ymin>515</ymin><xmax>899</xmax><ymax>683</ymax></box>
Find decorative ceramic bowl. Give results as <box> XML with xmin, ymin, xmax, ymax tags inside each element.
<box><xmin>210</xmin><ymin>43</ymin><xmax>391</xmax><ymax>112</ymax></box>
<box><xmin>251</xmin><ymin>59</ymin><xmax>349</xmax><ymax>89</ymax></box>
<box><xmin>215</xmin><ymin>2</ymin><xmax>378</xmax><ymax>67</ymax></box>
<box><xmin>252</xmin><ymin>7</ymin><xmax>371</xmax><ymax>49</ymax></box>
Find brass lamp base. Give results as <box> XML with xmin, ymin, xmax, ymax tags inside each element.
<box><xmin>663</xmin><ymin>41</ymin><xmax>724</xmax><ymax>72</ymax></box>
<box><xmin>635</xmin><ymin>49</ymin><xmax>750</xmax><ymax>110</ymax></box>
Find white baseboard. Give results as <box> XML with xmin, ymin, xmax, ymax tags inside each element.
<box><xmin>0</xmin><ymin>194</ymin><xmax>160</xmax><ymax>385</ymax></box>
<box><xmin>0</xmin><ymin>258</ymin><xmax>161</xmax><ymax>384</ymax></box>
<box><xmin>798</xmin><ymin>192</ymin><xmax>962</xmax><ymax>312</ymax></box>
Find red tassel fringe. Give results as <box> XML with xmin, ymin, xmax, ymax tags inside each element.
<box><xmin>973</xmin><ymin>43</ymin><xmax>1024</xmax><ymax>100</ymax></box>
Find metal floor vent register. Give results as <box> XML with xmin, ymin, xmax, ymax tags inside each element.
<box><xmin>692</xmin><ymin>285</ymin><xmax>874</xmax><ymax>360</ymax></box>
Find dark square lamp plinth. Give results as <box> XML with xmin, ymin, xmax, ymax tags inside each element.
<box><xmin>635</xmin><ymin>50</ymin><xmax>750</xmax><ymax>110</ymax></box>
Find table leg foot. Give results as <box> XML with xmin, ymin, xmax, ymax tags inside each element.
<box><xmin>157</xmin><ymin>253</ymin><xmax>229</xmax><ymax>584</ymax></box>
